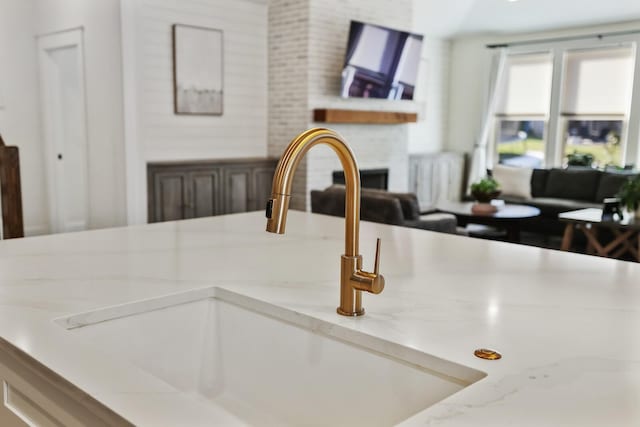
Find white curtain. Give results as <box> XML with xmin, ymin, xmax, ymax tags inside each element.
<box><xmin>467</xmin><ymin>48</ymin><xmax>507</xmax><ymax>191</ymax></box>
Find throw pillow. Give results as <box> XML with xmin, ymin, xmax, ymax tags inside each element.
<box><xmin>492</xmin><ymin>164</ymin><xmax>533</xmax><ymax>199</ymax></box>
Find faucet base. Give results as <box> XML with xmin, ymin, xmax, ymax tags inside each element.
<box><xmin>337</xmin><ymin>307</ymin><xmax>365</xmax><ymax>316</ymax></box>
<box><xmin>338</xmin><ymin>255</ymin><xmax>365</xmax><ymax>316</ymax></box>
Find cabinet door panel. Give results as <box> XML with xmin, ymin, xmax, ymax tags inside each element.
<box><xmin>154</xmin><ymin>173</ymin><xmax>187</xmax><ymax>222</ymax></box>
<box><xmin>2</xmin><ymin>381</ymin><xmax>60</xmax><ymax>427</ymax></box>
<box><xmin>252</xmin><ymin>167</ymin><xmax>275</xmax><ymax>211</ymax></box>
<box><xmin>0</xmin><ymin>381</ymin><xmax>29</xmax><ymax>427</ymax></box>
<box><xmin>0</xmin><ymin>347</ymin><xmax>132</xmax><ymax>427</ymax></box>
<box><xmin>224</xmin><ymin>168</ymin><xmax>252</xmax><ymax>214</ymax></box>
<box><xmin>190</xmin><ymin>171</ymin><xmax>221</xmax><ymax>218</ymax></box>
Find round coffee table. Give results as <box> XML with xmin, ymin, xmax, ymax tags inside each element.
<box><xmin>434</xmin><ymin>201</ymin><xmax>541</xmax><ymax>242</ymax></box>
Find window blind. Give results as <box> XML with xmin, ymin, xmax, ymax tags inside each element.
<box><xmin>562</xmin><ymin>46</ymin><xmax>635</xmax><ymax>115</ymax></box>
<box><xmin>496</xmin><ymin>53</ymin><xmax>553</xmax><ymax>115</ymax></box>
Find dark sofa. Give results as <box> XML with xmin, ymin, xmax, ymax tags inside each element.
<box><xmin>310</xmin><ymin>185</ymin><xmax>458</xmax><ymax>234</ymax></box>
<box><xmin>499</xmin><ymin>168</ymin><xmax>638</xmax><ymax>235</ymax></box>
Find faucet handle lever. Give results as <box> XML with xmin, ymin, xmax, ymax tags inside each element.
<box><xmin>350</xmin><ymin>237</ymin><xmax>385</xmax><ymax>295</ymax></box>
<box><xmin>374</xmin><ymin>238</ymin><xmax>381</xmax><ymax>276</ymax></box>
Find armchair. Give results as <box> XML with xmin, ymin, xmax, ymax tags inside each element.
<box><xmin>310</xmin><ymin>185</ymin><xmax>458</xmax><ymax>234</ymax></box>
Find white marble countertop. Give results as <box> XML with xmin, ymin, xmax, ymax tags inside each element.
<box><xmin>0</xmin><ymin>211</ymin><xmax>639</xmax><ymax>426</ymax></box>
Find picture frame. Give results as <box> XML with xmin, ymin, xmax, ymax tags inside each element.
<box><xmin>172</xmin><ymin>24</ymin><xmax>224</xmax><ymax>115</ymax></box>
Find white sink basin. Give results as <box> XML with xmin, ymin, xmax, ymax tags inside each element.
<box><xmin>57</xmin><ymin>287</ymin><xmax>485</xmax><ymax>426</ymax></box>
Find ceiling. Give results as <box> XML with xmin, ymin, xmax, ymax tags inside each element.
<box><xmin>414</xmin><ymin>0</ymin><xmax>640</xmax><ymax>38</ymax></box>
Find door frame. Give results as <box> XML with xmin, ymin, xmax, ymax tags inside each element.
<box><xmin>36</xmin><ymin>27</ymin><xmax>90</xmax><ymax>233</ymax></box>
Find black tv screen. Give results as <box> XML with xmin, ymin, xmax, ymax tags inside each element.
<box><xmin>341</xmin><ymin>21</ymin><xmax>423</xmax><ymax>100</ymax></box>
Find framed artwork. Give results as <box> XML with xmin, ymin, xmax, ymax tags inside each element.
<box><xmin>172</xmin><ymin>24</ymin><xmax>224</xmax><ymax>115</ymax></box>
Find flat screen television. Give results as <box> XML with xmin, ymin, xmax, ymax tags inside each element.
<box><xmin>341</xmin><ymin>21</ymin><xmax>423</xmax><ymax>100</ymax></box>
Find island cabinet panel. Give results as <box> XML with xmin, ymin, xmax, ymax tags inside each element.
<box><xmin>147</xmin><ymin>158</ymin><xmax>277</xmax><ymax>223</ymax></box>
<box><xmin>0</xmin><ymin>342</ymin><xmax>132</xmax><ymax>426</ymax></box>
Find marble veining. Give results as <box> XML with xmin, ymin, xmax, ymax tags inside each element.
<box><xmin>0</xmin><ymin>211</ymin><xmax>638</xmax><ymax>425</ymax></box>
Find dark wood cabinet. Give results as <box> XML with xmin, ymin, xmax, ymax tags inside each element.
<box><xmin>152</xmin><ymin>172</ymin><xmax>189</xmax><ymax>221</ymax></box>
<box><xmin>147</xmin><ymin>158</ymin><xmax>277</xmax><ymax>223</ymax></box>
<box><xmin>189</xmin><ymin>169</ymin><xmax>222</xmax><ymax>217</ymax></box>
<box><xmin>252</xmin><ymin>166</ymin><xmax>276</xmax><ymax>212</ymax></box>
<box><xmin>0</xmin><ymin>135</ymin><xmax>23</xmax><ymax>239</ymax></box>
<box><xmin>223</xmin><ymin>166</ymin><xmax>252</xmax><ymax>214</ymax></box>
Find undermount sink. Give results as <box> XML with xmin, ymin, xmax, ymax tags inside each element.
<box><xmin>56</xmin><ymin>287</ymin><xmax>485</xmax><ymax>426</ymax></box>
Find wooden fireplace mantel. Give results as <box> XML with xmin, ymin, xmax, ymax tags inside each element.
<box><xmin>313</xmin><ymin>108</ymin><xmax>417</xmax><ymax>124</ymax></box>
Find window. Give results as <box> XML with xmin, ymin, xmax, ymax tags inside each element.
<box><xmin>494</xmin><ymin>53</ymin><xmax>553</xmax><ymax>168</ymax></box>
<box><xmin>497</xmin><ymin>120</ymin><xmax>546</xmax><ymax>168</ymax></box>
<box><xmin>560</xmin><ymin>47</ymin><xmax>635</xmax><ymax>167</ymax></box>
<box><xmin>489</xmin><ymin>42</ymin><xmax>638</xmax><ymax>171</ymax></box>
<box><xmin>564</xmin><ymin>120</ymin><xmax>623</xmax><ymax>166</ymax></box>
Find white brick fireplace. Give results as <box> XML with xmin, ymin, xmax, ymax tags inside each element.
<box><xmin>268</xmin><ymin>0</ymin><xmax>416</xmax><ymax>210</ymax></box>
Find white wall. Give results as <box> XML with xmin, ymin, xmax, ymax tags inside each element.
<box><xmin>407</xmin><ymin>37</ymin><xmax>451</xmax><ymax>154</ymax></box>
<box><xmin>124</xmin><ymin>0</ymin><xmax>269</xmax><ymax>223</ymax></box>
<box><xmin>409</xmin><ymin>0</ymin><xmax>453</xmax><ymax>155</ymax></box>
<box><xmin>34</xmin><ymin>0</ymin><xmax>127</xmax><ymax>232</ymax></box>
<box><xmin>0</xmin><ymin>0</ymin><xmax>47</xmax><ymax>236</ymax></box>
<box><xmin>0</xmin><ymin>0</ymin><xmax>127</xmax><ymax>236</ymax></box>
<box><xmin>446</xmin><ymin>36</ymin><xmax>491</xmax><ymax>155</ymax></box>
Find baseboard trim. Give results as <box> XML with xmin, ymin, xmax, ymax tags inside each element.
<box><xmin>24</xmin><ymin>224</ymin><xmax>49</xmax><ymax>237</ymax></box>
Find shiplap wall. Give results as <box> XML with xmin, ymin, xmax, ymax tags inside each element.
<box><xmin>125</xmin><ymin>0</ymin><xmax>269</xmax><ymax>221</ymax></box>
<box><xmin>134</xmin><ymin>0</ymin><xmax>268</xmax><ymax>162</ymax></box>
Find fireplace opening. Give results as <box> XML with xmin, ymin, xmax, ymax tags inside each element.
<box><xmin>332</xmin><ymin>168</ymin><xmax>388</xmax><ymax>190</ymax></box>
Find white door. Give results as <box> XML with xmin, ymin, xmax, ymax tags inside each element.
<box><xmin>37</xmin><ymin>29</ymin><xmax>89</xmax><ymax>233</ymax></box>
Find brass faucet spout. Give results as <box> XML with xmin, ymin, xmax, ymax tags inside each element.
<box><xmin>265</xmin><ymin>128</ymin><xmax>385</xmax><ymax>316</ymax></box>
<box><xmin>266</xmin><ymin>128</ymin><xmax>360</xmax><ymax>255</ymax></box>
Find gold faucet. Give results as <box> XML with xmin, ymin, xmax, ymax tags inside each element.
<box><xmin>265</xmin><ymin>128</ymin><xmax>385</xmax><ymax>316</ymax></box>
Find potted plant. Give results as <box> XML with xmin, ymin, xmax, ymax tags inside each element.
<box><xmin>470</xmin><ymin>176</ymin><xmax>501</xmax><ymax>203</ymax></box>
<box><xmin>566</xmin><ymin>151</ymin><xmax>594</xmax><ymax>168</ymax></box>
<box><xmin>617</xmin><ymin>175</ymin><xmax>640</xmax><ymax>219</ymax></box>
